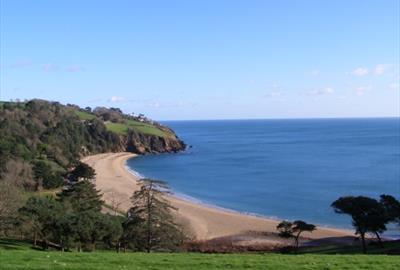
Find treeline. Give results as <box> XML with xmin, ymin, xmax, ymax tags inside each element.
<box><xmin>1</xmin><ymin>170</ymin><xmax>186</xmax><ymax>252</ymax></box>
<box><xmin>0</xmin><ymin>99</ymin><xmax>122</xmax><ymax>191</ymax></box>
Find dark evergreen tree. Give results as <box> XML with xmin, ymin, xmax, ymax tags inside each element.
<box><xmin>125</xmin><ymin>179</ymin><xmax>185</xmax><ymax>252</ymax></box>
<box><xmin>69</xmin><ymin>162</ymin><xmax>96</xmax><ymax>182</ymax></box>
<box><xmin>57</xmin><ymin>180</ymin><xmax>104</xmax><ymax>251</ymax></box>
<box><xmin>18</xmin><ymin>196</ymin><xmax>62</xmax><ymax>249</ymax></box>
<box><xmin>58</xmin><ymin>180</ymin><xmax>103</xmax><ymax>212</ymax></box>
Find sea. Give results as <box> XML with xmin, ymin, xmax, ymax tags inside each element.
<box><xmin>126</xmin><ymin>118</ymin><xmax>400</xmax><ymax>235</ymax></box>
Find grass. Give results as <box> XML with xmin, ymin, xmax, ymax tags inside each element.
<box><xmin>105</xmin><ymin>119</ymin><xmax>172</xmax><ymax>138</ymax></box>
<box><xmin>22</xmin><ymin>188</ymin><xmax>62</xmax><ymax>202</ymax></box>
<box><xmin>75</xmin><ymin>110</ymin><xmax>96</xmax><ymax>121</ymax></box>
<box><xmin>0</xmin><ymin>240</ymin><xmax>399</xmax><ymax>270</ymax></box>
<box><xmin>299</xmin><ymin>241</ymin><xmax>400</xmax><ymax>255</ymax></box>
<box><xmin>74</xmin><ymin>108</ymin><xmax>172</xmax><ymax>138</ymax></box>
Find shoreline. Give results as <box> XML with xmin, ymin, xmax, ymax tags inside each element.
<box><xmin>124</xmin><ymin>156</ymin><xmax>355</xmax><ymax>232</ymax></box>
<box><xmin>82</xmin><ymin>152</ymin><xmax>353</xmax><ymax>241</ymax></box>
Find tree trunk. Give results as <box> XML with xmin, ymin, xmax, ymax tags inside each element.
<box><xmin>295</xmin><ymin>231</ymin><xmax>301</xmax><ymax>254</ymax></box>
<box><xmin>375</xmin><ymin>232</ymin><xmax>383</xmax><ymax>247</ymax></box>
<box><xmin>33</xmin><ymin>232</ymin><xmax>37</xmax><ymax>246</ymax></box>
<box><xmin>360</xmin><ymin>232</ymin><xmax>367</xmax><ymax>254</ymax></box>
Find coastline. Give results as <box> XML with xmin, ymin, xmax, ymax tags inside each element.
<box><xmin>82</xmin><ymin>152</ymin><xmax>353</xmax><ymax>241</ymax></box>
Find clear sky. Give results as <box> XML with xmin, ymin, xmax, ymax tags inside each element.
<box><xmin>1</xmin><ymin>0</ymin><xmax>399</xmax><ymax>120</ymax></box>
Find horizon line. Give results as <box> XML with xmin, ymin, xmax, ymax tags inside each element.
<box><xmin>159</xmin><ymin>116</ymin><xmax>400</xmax><ymax>122</ymax></box>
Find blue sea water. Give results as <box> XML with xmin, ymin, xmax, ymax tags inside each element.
<box><xmin>127</xmin><ymin>118</ymin><xmax>400</xmax><ymax>232</ymax></box>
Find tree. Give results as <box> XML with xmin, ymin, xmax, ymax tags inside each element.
<box><xmin>277</xmin><ymin>221</ymin><xmax>294</xmax><ymax>239</ymax></box>
<box><xmin>70</xmin><ymin>162</ymin><xmax>96</xmax><ymax>182</ymax></box>
<box><xmin>101</xmin><ymin>214</ymin><xmax>124</xmax><ymax>252</ymax></box>
<box><xmin>276</xmin><ymin>220</ymin><xmax>316</xmax><ymax>252</ymax></box>
<box><xmin>57</xmin><ymin>180</ymin><xmax>104</xmax><ymax>251</ymax></box>
<box><xmin>380</xmin><ymin>194</ymin><xmax>400</xmax><ymax>226</ymax></box>
<box><xmin>18</xmin><ymin>196</ymin><xmax>62</xmax><ymax>249</ymax></box>
<box><xmin>125</xmin><ymin>179</ymin><xmax>185</xmax><ymax>252</ymax></box>
<box><xmin>292</xmin><ymin>220</ymin><xmax>316</xmax><ymax>250</ymax></box>
<box><xmin>331</xmin><ymin>196</ymin><xmax>386</xmax><ymax>253</ymax></box>
<box><xmin>0</xmin><ymin>181</ymin><xmax>23</xmax><ymax>234</ymax></box>
<box><xmin>53</xmin><ymin>214</ymin><xmax>76</xmax><ymax>252</ymax></box>
<box><xmin>58</xmin><ymin>180</ymin><xmax>103</xmax><ymax>213</ymax></box>
<box><xmin>33</xmin><ymin>160</ymin><xmax>64</xmax><ymax>189</ymax></box>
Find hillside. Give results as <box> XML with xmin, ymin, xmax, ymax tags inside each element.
<box><xmin>0</xmin><ymin>99</ymin><xmax>185</xmax><ymax>191</ymax></box>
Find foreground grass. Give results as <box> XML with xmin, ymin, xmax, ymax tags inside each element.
<box><xmin>0</xmin><ymin>248</ymin><xmax>398</xmax><ymax>270</ymax></box>
<box><xmin>299</xmin><ymin>241</ymin><xmax>400</xmax><ymax>255</ymax></box>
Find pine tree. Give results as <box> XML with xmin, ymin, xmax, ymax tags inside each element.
<box><xmin>125</xmin><ymin>179</ymin><xmax>185</xmax><ymax>252</ymax></box>
<box><xmin>18</xmin><ymin>196</ymin><xmax>62</xmax><ymax>249</ymax></box>
<box><xmin>57</xmin><ymin>180</ymin><xmax>104</xmax><ymax>251</ymax></box>
<box><xmin>58</xmin><ymin>180</ymin><xmax>103</xmax><ymax>213</ymax></box>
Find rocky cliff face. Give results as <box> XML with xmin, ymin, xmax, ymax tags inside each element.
<box><xmin>123</xmin><ymin>131</ymin><xmax>186</xmax><ymax>154</ymax></box>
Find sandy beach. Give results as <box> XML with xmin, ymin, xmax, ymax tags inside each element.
<box><xmin>82</xmin><ymin>152</ymin><xmax>353</xmax><ymax>243</ymax></box>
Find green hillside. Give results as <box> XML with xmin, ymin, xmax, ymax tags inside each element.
<box><xmin>0</xmin><ymin>99</ymin><xmax>185</xmax><ymax>192</ymax></box>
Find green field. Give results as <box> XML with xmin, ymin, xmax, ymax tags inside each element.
<box><xmin>0</xmin><ymin>240</ymin><xmax>399</xmax><ymax>270</ymax></box>
<box><xmin>74</xmin><ymin>109</ymin><xmax>171</xmax><ymax>138</ymax></box>
<box><xmin>74</xmin><ymin>110</ymin><xmax>97</xmax><ymax>121</ymax></box>
<box><xmin>105</xmin><ymin>119</ymin><xmax>171</xmax><ymax>138</ymax></box>
<box><xmin>0</xmin><ymin>250</ymin><xmax>398</xmax><ymax>270</ymax></box>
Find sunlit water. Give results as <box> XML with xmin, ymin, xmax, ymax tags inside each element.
<box><xmin>127</xmin><ymin>118</ymin><xmax>400</xmax><ymax>236</ymax></box>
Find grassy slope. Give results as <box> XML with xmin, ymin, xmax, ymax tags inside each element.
<box><xmin>299</xmin><ymin>241</ymin><xmax>400</xmax><ymax>255</ymax></box>
<box><xmin>105</xmin><ymin>119</ymin><xmax>172</xmax><ymax>138</ymax></box>
<box><xmin>74</xmin><ymin>110</ymin><xmax>96</xmax><ymax>121</ymax></box>
<box><xmin>0</xmin><ymin>251</ymin><xmax>398</xmax><ymax>270</ymax></box>
<box><xmin>74</xmin><ymin>110</ymin><xmax>172</xmax><ymax>138</ymax></box>
<box><xmin>0</xmin><ymin>240</ymin><xmax>399</xmax><ymax>270</ymax></box>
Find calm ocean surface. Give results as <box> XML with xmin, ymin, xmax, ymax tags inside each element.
<box><xmin>127</xmin><ymin>118</ymin><xmax>400</xmax><ymax>232</ymax></box>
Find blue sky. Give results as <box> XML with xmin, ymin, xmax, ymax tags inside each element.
<box><xmin>0</xmin><ymin>0</ymin><xmax>399</xmax><ymax>120</ymax></box>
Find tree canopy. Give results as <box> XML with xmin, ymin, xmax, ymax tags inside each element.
<box><xmin>125</xmin><ymin>179</ymin><xmax>186</xmax><ymax>252</ymax></box>
<box><xmin>331</xmin><ymin>196</ymin><xmax>388</xmax><ymax>253</ymax></box>
<box><xmin>276</xmin><ymin>220</ymin><xmax>316</xmax><ymax>251</ymax></box>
